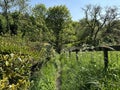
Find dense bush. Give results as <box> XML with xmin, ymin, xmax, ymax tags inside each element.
<box><xmin>0</xmin><ymin>53</ymin><xmax>32</xmax><ymax>90</ymax></box>
<box><xmin>0</xmin><ymin>36</ymin><xmax>37</xmax><ymax>90</ymax></box>
<box><xmin>0</xmin><ymin>15</ymin><xmax>7</xmax><ymax>34</ymax></box>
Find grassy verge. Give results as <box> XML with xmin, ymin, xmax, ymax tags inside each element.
<box><xmin>32</xmin><ymin>51</ymin><xmax>120</xmax><ymax>90</ymax></box>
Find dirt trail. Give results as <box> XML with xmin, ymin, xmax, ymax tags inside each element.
<box><xmin>56</xmin><ymin>59</ymin><xmax>62</xmax><ymax>90</ymax></box>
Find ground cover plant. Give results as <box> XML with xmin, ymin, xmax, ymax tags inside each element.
<box><xmin>0</xmin><ymin>36</ymin><xmax>32</xmax><ymax>89</ymax></box>
<box><xmin>1</xmin><ymin>36</ymin><xmax>120</xmax><ymax>90</ymax></box>
<box><xmin>31</xmin><ymin>51</ymin><xmax>120</xmax><ymax>90</ymax></box>
<box><xmin>0</xmin><ymin>36</ymin><xmax>50</xmax><ymax>90</ymax></box>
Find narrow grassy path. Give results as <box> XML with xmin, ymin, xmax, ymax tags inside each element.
<box><xmin>56</xmin><ymin>54</ymin><xmax>63</xmax><ymax>90</ymax></box>
<box><xmin>56</xmin><ymin>69</ymin><xmax>62</xmax><ymax>90</ymax></box>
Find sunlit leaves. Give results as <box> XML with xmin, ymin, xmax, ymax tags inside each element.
<box><xmin>0</xmin><ymin>53</ymin><xmax>32</xmax><ymax>89</ymax></box>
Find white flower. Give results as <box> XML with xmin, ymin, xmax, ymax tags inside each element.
<box><xmin>9</xmin><ymin>85</ymin><xmax>12</xmax><ymax>88</ymax></box>
<box><xmin>10</xmin><ymin>53</ymin><xmax>14</xmax><ymax>58</ymax></box>
<box><xmin>18</xmin><ymin>57</ymin><xmax>22</xmax><ymax>62</ymax></box>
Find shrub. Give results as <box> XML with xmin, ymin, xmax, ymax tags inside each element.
<box><xmin>0</xmin><ymin>53</ymin><xmax>32</xmax><ymax>90</ymax></box>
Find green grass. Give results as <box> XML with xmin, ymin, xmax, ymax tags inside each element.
<box><xmin>30</xmin><ymin>54</ymin><xmax>60</xmax><ymax>90</ymax></box>
<box><xmin>0</xmin><ymin>36</ymin><xmax>53</xmax><ymax>90</ymax></box>
<box><xmin>32</xmin><ymin>51</ymin><xmax>120</xmax><ymax>90</ymax></box>
<box><xmin>1</xmin><ymin>36</ymin><xmax>120</xmax><ymax>90</ymax></box>
<box><xmin>61</xmin><ymin>51</ymin><xmax>120</xmax><ymax>90</ymax></box>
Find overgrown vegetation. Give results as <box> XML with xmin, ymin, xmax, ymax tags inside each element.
<box><xmin>30</xmin><ymin>52</ymin><xmax>120</xmax><ymax>90</ymax></box>
<box><xmin>0</xmin><ymin>0</ymin><xmax>120</xmax><ymax>90</ymax></box>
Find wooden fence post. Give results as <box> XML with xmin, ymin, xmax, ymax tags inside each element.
<box><xmin>76</xmin><ymin>51</ymin><xmax>79</xmax><ymax>61</ymax></box>
<box><xmin>103</xmin><ymin>49</ymin><xmax>108</xmax><ymax>71</ymax></box>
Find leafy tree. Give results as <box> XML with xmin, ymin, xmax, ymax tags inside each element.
<box><xmin>32</xmin><ymin>4</ymin><xmax>47</xmax><ymax>18</ymax></box>
<box><xmin>31</xmin><ymin>4</ymin><xmax>49</xmax><ymax>42</ymax></box>
<box><xmin>75</xmin><ymin>19</ymin><xmax>92</xmax><ymax>45</ymax></box>
<box><xmin>101</xmin><ymin>20</ymin><xmax>120</xmax><ymax>45</ymax></box>
<box><xmin>46</xmin><ymin>5</ymin><xmax>73</xmax><ymax>53</ymax></box>
<box><xmin>9</xmin><ymin>11</ymin><xmax>20</xmax><ymax>35</ymax></box>
<box><xmin>0</xmin><ymin>14</ymin><xmax>6</xmax><ymax>34</ymax></box>
<box><xmin>0</xmin><ymin>0</ymin><xmax>14</xmax><ymax>32</ymax></box>
<box><xmin>82</xmin><ymin>5</ymin><xmax>120</xmax><ymax>46</ymax></box>
<box><xmin>18</xmin><ymin>12</ymin><xmax>33</xmax><ymax>38</ymax></box>
<box><xmin>15</xmin><ymin>0</ymin><xmax>29</xmax><ymax>13</ymax></box>
<box><xmin>0</xmin><ymin>0</ymin><xmax>29</xmax><ymax>35</ymax></box>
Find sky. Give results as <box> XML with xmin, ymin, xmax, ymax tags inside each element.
<box><xmin>30</xmin><ymin>0</ymin><xmax>120</xmax><ymax>21</ymax></box>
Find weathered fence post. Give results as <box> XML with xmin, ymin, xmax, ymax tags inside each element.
<box><xmin>76</xmin><ymin>51</ymin><xmax>79</xmax><ymax>61</ymax></box>
<box><xmin>69</xmin><ymin>51</ymin><xmax>71</xmax><ymax>57</ymax></box>
<box><xmin>103</xmin><ymin>49</ymin><xmax>108</xmax><ymax>71</ymax></box>
<box><xmin>69</xmin><ymin>45</ymin><xmax>120</xmax><ymax>72</ymax></box>
<box><xmin>69</xmin><ymin>46</ymin><xmax>80</xmax><ymax>61</ymax></box>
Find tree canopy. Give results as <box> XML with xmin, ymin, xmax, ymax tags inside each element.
<box><xmin>0</xmin><ymin>3</ymin><xmax>120</xmax><ymax>51</ymax></box>
<box><xmin>46</xmin><ymin>5</ymin><xmax>75</xmax><ymax>53</ymax></box>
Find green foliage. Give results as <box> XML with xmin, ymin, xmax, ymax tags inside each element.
<box><xmin>0</xmin><ymin>2</ymin><xmax>120</xmax><ymax>90</ymax></box>
<box><xmin>32</xmin><ymin>4</ymin><xmax>47</xmax><ymax>18</ymax></box>
<box><xmin>0</xmin><ymin>36</ymin><xmax>54</xmax><ymax>90</ymax></box>
<box><xmin>46</xmin><ymin>5</ymin><xmax>74</xmax><ymax>53</ymax></box>
<box><xmin>0</xmin><ymin>36</ymin><xmax>33</xmax><ymax>90</ymax></box>
<box><xmin>0</xmin><ymin>36</ymin><xmax>29</xmax><ymax>54</ymax></box>
<box><xmin>0</xmin><ymin>53</ymin><xmax>32</xmax><ymax>90</ymax></box>
<box><xmin>0</xmin><ymin>0</ymin><xmax>30</xmax><ymax>35</ymax></box>
<box><xmin>0</xmin><ymin>15</ymin><xmax>7</xmax><ymax>34</ymax></box>
<box><xmin>75</xmin><ymin>18</ymin><xmax>100</xmax><ymax>45</ymax></box>
<box><xmin>31</xmin><ymin>51</ymin><xmax>120</xmax><ymax>90</ymax></box>
<box><xmin>61</xmin><ymin>51</ymin><xmax>120</xmax><ymax>90</ymax></box>
<box><xmin>30</xmin><ymin>56</ymin><xmax>58</xmax><ymax>90</ymax></box>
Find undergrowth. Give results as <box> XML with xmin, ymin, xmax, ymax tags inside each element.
<box><xmin>1</xmin><ymin>36</ymin><xmax>120</xmax><ymax>90</ymax></box>
<box><xmin>32</xmin><ymin>51</ymin><xmax>120</xmax><ymax>90</ymax></box>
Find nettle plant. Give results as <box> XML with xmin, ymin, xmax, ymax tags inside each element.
<box><xmin>0</xmin><ymin>53</ymin><xmax>32</xmax><ymax>90</ymax></box>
